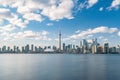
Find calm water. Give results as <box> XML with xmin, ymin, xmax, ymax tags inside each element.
<box><xmin>0</xmin><ymin>54</ymin><xmax>120</xmax><ymax>80</ymax></box>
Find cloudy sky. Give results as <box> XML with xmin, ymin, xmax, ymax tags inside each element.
<box><xmin>0</xmin><ymin>0</ymin><xmax>120</xmax><ymax>47</ymax></box>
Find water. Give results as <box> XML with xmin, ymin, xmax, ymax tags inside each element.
<box><xmin>0</xmin><ymin>54</ymin><xmax>120</xmax><ymax>80</ymax></box>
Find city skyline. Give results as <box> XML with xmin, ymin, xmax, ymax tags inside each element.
<box><xmin>0</xmin><ymin>38</ymin><xmax>120</xmax><ymax>54</ymax></box>
<box><xmin>0</xmin><ymin>0</ymin><xmax>120</xmax><ymax>47</ymax></box>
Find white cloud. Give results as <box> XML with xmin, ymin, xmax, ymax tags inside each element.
<box><xmin>107</xmin><ymin>0</ymin><xmax>120</xmax><ymax>10</ymax></box>
<box><xmin>87</xmin><ymin>0</ymin><xmax>98</xmax><ymax>8</ymax></box>
<box><xmin>23</xmin><ymin>13</ymin><xmax>43</xmax><ymax>22</ymax></box>
<box><xmin>0</xmin><ymin>24</ymin><xmax>16</xmax><ymax>32</ymax></box>
<box><xmin>7</xmin><ymin>14</ymin><xmax>28</xmax><ymax>29</ymax></box>
<box><xmin>0</xmin><ymin>8</ymin><xmax>28</xmax><ymax>29</ymax></box>
<box><xmin>78</xmin><ymin>0</ymin><xmax>98</xmax><ymax>10</ymax></box>
<box><xmin>99</xmin><ymin>7</ymin><xmax>103</xmax><ymax>11</ymax></box>
<box><xmin>64</xmin><ymin>26</ymin><xmax>118</xmax><ymax>41</ymax></box>
<box><xmin>41</xmin><ymin>0</ymin><xmax>74</xmax><ymax>20</ymax></box>
<box><xmin>0</xmin><ymin>30</ymin><xmax>51</xmax><ymax>41</ymax></box>
<box><xmin>75</xmin><ymin>30</ymin><xmax>81</xmax><ymax>33</ymax></box>
<box><xmin>118</xmin><ymin>31</ymin><xmax>120</xmax><ymax>36</ymax></box>
<box><xmin>87</xmin><ymin>39</ymin><xmax>93</xmax><ymax>43</ymax></box>
<box><xmin>41</xmin><ymin>30</ymin><xmax>49</xmax><ymax>35</ymax></box>
<box><xmin>0</xmin><ymin>0</ymin><xmax>74</xmax><ymax>21</ymax></box>
<box><xmin>46</xmin><ymin>23</ymin><xmax>53</xmax><ymax>26</ymax></box>
<box><xmin>103</xmin><ymin>38</ymin><xmax>108</xmax><ymax>42</ymax></box>
<box><xmin>0</xmin><ymin>0</ymin><xmax>75</xmax><ymax>32</ymax></box>
<box><xmin>98</xmin><ymin>36</ymin><xmax>104</xmax><ymax>39</ymax></box>
<box><xmin>92</xmin><ymin>26</ymin><xmax>118</xmax><ymax>34</ymax></box>
<box><xmin>0</xmin><ymin>8</ymin><xmax>13</xmax><ymax>19</ymax></box>
<box><xmin>86</xmin><ymin>34</ymin><xmax>93</xmax><ymax>38</ymax></box>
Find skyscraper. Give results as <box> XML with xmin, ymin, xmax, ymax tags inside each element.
<box><xmin>82</xmin><ymin>39</ymin><xmax>89</xmax><ymax>53</ymax></box>
<box><xmin>59</xmin><ymin>30</ymin><xmax>61</xmax><ymax>52</ymax></box>
<box><xmin>31</xmin><ymin>44</ymin><xmax>34</xmax><ymax>52</ymax></box>
<box><xmin>91</xmin><ymin>38</ymin><xmax>98</xmax><ymax>54</ymax></box>
<box><xmin>104</xmin><ymin>43</ymin><xmax>109</xmax><ymax>54</ymax></box>
<box><xmin>63</xmin><ymin>43</ymin><xmax>66</xmax><ymax>52</ymax></box>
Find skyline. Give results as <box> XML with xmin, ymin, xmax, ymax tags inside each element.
<box><xmin>0</xmin><ymin>38</ymin><xmax>120</xmax><ymax>54</ymax></box>
<box><xmin>0</xmin><ymin>0</ymin><xmax>120</xmax><ymax>47</ymax></box>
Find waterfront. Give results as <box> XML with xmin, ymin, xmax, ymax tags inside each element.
<box><xmin>0</xmin><ymin>54</ymin><xmax>120</xmax><ymax>80</ymax></box>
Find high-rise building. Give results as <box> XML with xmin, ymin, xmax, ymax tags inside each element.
<box><xmin>63</xmin><ymin>43</ymin><xmax>66</xmax><ymax>51</ymax></box>
<box><xmin>22</xmin><ymin>46</ymin><xmax>25</xmax><ymax>53</ymax></box>
<box><xmin>2</xmin><ymin>46</ymin><xmax>6</xmax><ymax>53</ymax></box>
<box><xmin>82</xmin><ymin>39</ymin><xmax>89</xmax><ymax>53</ymax></box>
<box><xmin>14</xmin><ymin>46</ymin><xmax>16</xmax><ymax>53</ymax></box>
<box><xmin>7</xmin><ymin>46</ymin><xmax>10</xmax><ymax>53</ymax></box>
<box><xmin>25</xmin><ymin>44</ymin><xmax>29</xmax><ymax>53</ymax></box>
<box><xmin>31</xmin><ymin>44</ymin><xmax>34</xmax><ymax>52</ymax></box>
<box><xmin>91</xmin><ymin>38</ymin><xmax>98</xmax><ymax>54</ymax></box>
<box><xmin>104</xmin><ymin>43</ymin><xmax>109</xmax><ymax>54</ymax></box>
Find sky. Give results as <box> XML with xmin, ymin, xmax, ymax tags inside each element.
<box><xmin>0</xmin><ymin>0</ymin><xmax>120</xmax><ymax>48</ymax></box>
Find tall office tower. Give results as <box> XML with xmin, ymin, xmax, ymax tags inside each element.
<box><xmin>80</xmin><ymin>41</ymin><xmax>83</xmax><ymax>53</ymax></box>
<box><xmin>104</xmin><ymin>43</ymin><xmax>109</xmax><ymax>54</ymax></box>
<box><xmin>63</xmin><ymin>43</ymin><xmax>66</xmax><ymax>51</ymax></box>
<box><xmin>2</xmin><ymin>46</ymin><xmax>6</xmax><ymax>53</ymax></box>
<box><xmin>59</xmin><ymin>30</ymin><xmax>61</xmax><ymax>52</ymax></box>
<box><xmin>91</xmin><ymin>38</ymin><xmax>98</xmax><ymax>54</ymax></box>
<box><xmin>14</xmin><ymin>46</ymin><xmax>16</xmax><ymax>53</ymax></box>
<box><xmin>31</xmin><ymin>44</ymin><xmax>34</xmax><ymax>52</ymax></box>
<box><xmin>80</xmin><ymin>41</ymin><xmax>82</xmax><ymax>48</ymax></box>
<box><xmin>7</xmin><ymin>47</ymin><xmax>10</xmax><ymax>53</ymax></box>
<box><xmin>82</xmin><ymin>39</ymin><xmax>89</xmax><ymax>53</ymax></box>
<box><xmin>22</xmin><ymin>46</ymin><xmax>25</xmax><ymax>53</ymax></box>
<box><xmin>25</xmin><ymin>44</ymin><xmax>29</xmax><ymax>53</ymax></box>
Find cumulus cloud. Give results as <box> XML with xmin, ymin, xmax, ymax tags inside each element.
<box><xmin>0</xmin><ymin>0</ymin><xmax>75</xmax><ymax>32</ymax></box>
<box><xmin>78</xmin><ymin>0</ymin><xmax>98</xmax><ymax>10</ymax></box>
<box><xmin>87</xmin><ymin>0</ymin><xmax>98</xmax><ymax>8</ymax></box>
<box><xmin>0</xmin><ymin>30</ymin><xmax>51</xmax><ymax>41</ymax></box>
<box><xmin>0</xmin><ymin>8</ymin><xmax>13</xmax><ymax>19</ymax></box>
<box><xmin>41</xmin><ymin>0</ymin><xmax>74</xmax><ymax>20</ymax></box>
<box><xmin>23</xmin><ymin>13</ymin><xmax>43</xmax><ymax>22</ymax></box>
<box><xmin>0</xmin><ymin>8</ymin><xmax>28</xmax><ymax>29</ymax></box>
<box><xmin>7</xmin><ymin>14</ymin><xmax>28</xmax><ymax>29</ymax></box>
<box><xmin>0</xmin><ymin>24</ymin><xmax>16</xmax><ymax>32</ymax></box>
<box><xmin>0</xmin><ymin>0</ymin><xmax>74</xmax><ymax>21</ymax></box>
<box><xmin>107</xmin><ymin>0</ymin><xmax>120</xmax><ymax>10</ymax></box>
<box><xmin>41</xmin><ymin>30</ymin><xmax>49</xmax><ymax>35</ymax></box>
<box><xmin>63</xmin><ymin>26</ymin><xmax>118</xmax><ymax>41</ymax></box>
<box><xmin>118</xmin><ymin>31</ymin><xmax>120</xmax><ymax>36</ymax></box>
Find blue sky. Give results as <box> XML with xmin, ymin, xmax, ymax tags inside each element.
<box><xmin>0</xmin><ymin>0</ymin><xmax>120</xmax><ymax>47</ymax></box>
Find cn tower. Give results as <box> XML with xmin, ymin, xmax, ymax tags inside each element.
<box><xmin>59</xmin><ymin>30</ymin><xmax>61</xmax><ymax>52</ymax></box>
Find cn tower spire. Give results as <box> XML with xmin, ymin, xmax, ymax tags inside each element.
<box><xmin>59</xmin><ymin>29</ymin><xmax>61</xmax><ymax>52</ymax></box>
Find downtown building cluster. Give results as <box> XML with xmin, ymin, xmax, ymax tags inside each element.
<box><xmin>62</xmin><ymin>39</ymin><xmax>120</xmax><ymax>54</ymax></box>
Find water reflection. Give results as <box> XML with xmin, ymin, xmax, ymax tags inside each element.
<box><xmin>0</xmin><ymin>54</ymin><xmax>120</xmax><ymax>80</ymax></box>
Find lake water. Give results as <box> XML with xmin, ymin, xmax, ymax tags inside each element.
<box><xmin>0</xmin><ymin>54</ymin><xmax>120</xmax><ymax>80</ymax></box>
